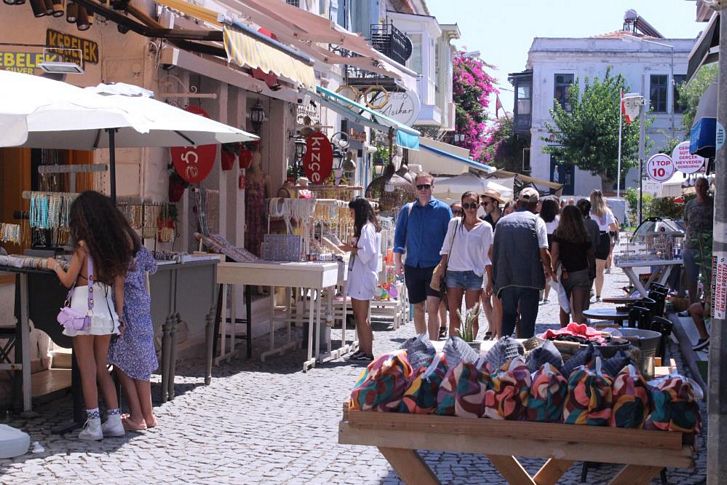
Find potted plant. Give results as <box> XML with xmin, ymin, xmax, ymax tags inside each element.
<box><xmin>457</xmin><ymin>302</ymin><xmax>482</xmax><ymax>351</ymax></box>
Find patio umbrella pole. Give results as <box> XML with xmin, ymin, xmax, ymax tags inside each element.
<box><xmin>107</xmin><ymin>128</ymin><xmax>117</xmax><ymax>204</ymax></box>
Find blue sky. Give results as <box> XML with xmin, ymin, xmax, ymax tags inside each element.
<box><xmin>426</xmin><ymin>0</ymin><xmax>707</xmax><ymax>117</ymax></box>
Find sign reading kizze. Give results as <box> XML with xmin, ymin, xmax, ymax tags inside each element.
<box><xmin>303</xmin><ymin>131</ymin><xmax>333</xmax><ymax>183</ymax></box>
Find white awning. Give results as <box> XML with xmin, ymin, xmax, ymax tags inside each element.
<box><xmin>408</xmin><ymin>137</ymin><xmax>494</xmax><ymax>175</ymax></box>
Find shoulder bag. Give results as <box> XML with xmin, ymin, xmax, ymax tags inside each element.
<box><xmin>430</xmin><ymin>219</ymin><xmax>459</xmax><ymax>292</ymax></box>
<box><xmin>57</xmin><ymin>256</ymin><xmax>95</xmax><ymax>332</ymax></box>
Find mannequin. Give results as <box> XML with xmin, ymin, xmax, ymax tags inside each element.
<box><xmin>245</xmin><ymin>142</ymin><xmax>269</xmax><ymax>256</ymax></box>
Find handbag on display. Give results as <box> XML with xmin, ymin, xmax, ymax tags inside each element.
<box><xmin>430</xmin><ymin>219</ymin><xmax>459</xmax><ymax>292</ymax></box>
<box><xmin>57</xmin><ymin>256</ymin><xmax>95</xmax><ymax>332</ymax></box>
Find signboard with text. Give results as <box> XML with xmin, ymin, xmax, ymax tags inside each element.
<box><xmin>672</xmin><ymin>141</ymin><xmax>705</xmax><ymax>174</ymax></box>
<box><xmin>170</xmin><ymin>106</ymin><xmax>217</xmax><ymax>184</ymax></box>
<box><xmin>375</xmin><ymin>90</ymin><xmax>421</xmax><ymax>126</ymax></box>
<box><xmin>45</xmin><ymin>29</ymin><xmax>99</xmax><ymax>65</ymax></box>
<box><xmin>646</xmin><ymin>153</ymin><xmax>675</xmax><ymax>182</ymax></box>
<box><xmin>303</xmin><ymin>131</ymin><xmax>333</xmax><ymax>183</ymax></box>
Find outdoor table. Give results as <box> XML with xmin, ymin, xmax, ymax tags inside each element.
<box><xmin>216</xmin><ymin>261</ymin><xmax>348</xmax><ymax>371</ymax></box>
<box><xmin>602</xmin><ymin>296</ymin><xmax>639</xmax><ymax>305</ymax></box>
<box><xmin>339</xmin><ymin>403</ymin><xmax>694</xmax><ymax>484</ymax></box>
<box><xmin>583</xmin><ymin>307</ymin><xmax>630</xmax><ymax>325</ymax></box>
<box><xmin>615</xmin><ymin>257</ymin><xmax>683</xmax><ymax>297</ymax></box>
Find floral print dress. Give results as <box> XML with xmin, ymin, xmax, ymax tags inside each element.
<box><xmin>108</xmin><ymin>247</ymin><xmax>159</xmax><ymax>381</ymax></box>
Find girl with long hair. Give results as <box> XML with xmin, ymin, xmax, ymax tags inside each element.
<box><xmin>552</xmin><ymin>205</ymin><xmax>594</xmax><ymax>323</ymax></box>
<box><xmin>437</xmin><ymin>191</ymin><xmax>494</xmax><ymax>338</ymax></box>
<box><xmin>47</xmin><ymin>191</ymin><xmax>134</xmax><ymax>440</ymax></box>
<box><xmin>589</xmin><ymin>189</ymin><xmax>618</xmax><ymax>301</ymax></box>
<box><xmin>539</xmin><ymin>197</ymin><xmax>560</xmax><ymax>303</ymax></box>
<box><xmin>342</xmin><ymin>197</ymin><xmax>381</xmax><ymax>362</ymax></box>
<box><xmin>108</xmin><ymin>229</ymin><xmax>159</xmax><ymax>431</ymax></box>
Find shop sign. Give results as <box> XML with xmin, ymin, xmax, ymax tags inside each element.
<box><xmin>713</xmin><ymin>254</ymin><xmax>727</xmax><ymax>320</ymax></box>
<box><xmin>170</xmin><ymin>105</ymin><xmax>217</xmax><ymax>184</ymax></box>
<box><xmin>45</xmin><ymin>29</ymin><xmax>99</xmax><ymax>65</ymax></box>
<box><xmin>296</xmin><ymin>102</ymin><xmax>319</xmax><ymax>125</ymax></box>
<box><xmin>0</xmin><ymin>52</ymin><xmax>47</xmax><ymax>74</ymax></box>
<box><xmin>646</xmin><ymin>153</ymin><xmax>674</xmax><ymax>182</ymax></box>
<box><xmin>671</xmin><ymin>141</ymin><xmax>705</xmax><ymax>174</ymax></box>
<box><xmin>303</xmin><ymin>131</ymin><xmax>333</xmax><ymax>183</ymax></box>
<box><xmin>375</xmin><ymin>90</ymin><xmax>420</xmax><ymax>126</ymax></box>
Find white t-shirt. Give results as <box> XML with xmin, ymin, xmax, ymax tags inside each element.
<box><xmin>347</xmin><ymin>222</ymin><xmax>381</xmax><ymax>300</ymax></box>
<box><xmin>535</xmin><ymin>216</ymin><xmax>549</xmax><ymax>248</ymax></box>
<box><xmin>439</xmin><ymin>218</ymin><xmax>493</xmax><ymax>277</ymax></box>
<box><xmin>591</xmin><ymin>209</ymin><xmax>615</xmax><ymax>232</ymax></box>
<box><xmin>544</xmin><ymin>215</ymin><xmax>559</xmax><ymax>235</ymax></box>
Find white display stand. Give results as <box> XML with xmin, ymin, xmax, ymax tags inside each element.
<box><xmin>615</xmin><ymin>257</ymin><xmax>683</xmax><ymax>296</ymax></box>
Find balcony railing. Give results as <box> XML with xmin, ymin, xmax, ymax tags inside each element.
<box><xmin>369</xmin><ymin>22</ymin><xmax>411</xmax><ymax>66</ymax></box>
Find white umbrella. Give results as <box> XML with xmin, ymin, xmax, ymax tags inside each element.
<box><xmin>0</xmin><ymin>73</ymin><xmax>258</xmax><ymax>201</ymax></box>
<box><xmin>433</xmin><ymin>172</ymin><xmax>513</xmax><ymax>205</ymax></box>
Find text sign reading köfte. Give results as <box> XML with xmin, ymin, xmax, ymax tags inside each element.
<box><xmin>672</xmin><ymin>141</ymin><xmax>705</xmax><ymax>174</ymax></box>
<box><xmin>303</xmin><ymin>131</ymin><xmax>333</xmax><ymax>183</ymax></box>
<box><xmin>646</xmin><ymin>153</ymin><xmax>674</xmax><ymax>182</ymax></box>
<box><xmin>45</xmin><ymin>29</ymin><xmax>99</xmax><ymax>65</ymax></box>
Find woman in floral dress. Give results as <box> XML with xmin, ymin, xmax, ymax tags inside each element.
<box><xmin>109</xmin><ymin>243</ymin><xmax>159</xmax><ymax>430</ymax></box>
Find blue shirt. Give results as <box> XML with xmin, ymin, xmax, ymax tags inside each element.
<box><xmin>394</xmin><ymin>198</ymin><xmax>452</xmax><ymax>268</ymax></box>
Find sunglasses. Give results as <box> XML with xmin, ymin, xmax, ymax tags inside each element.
<box><xmin>452</xmin><ymin>210</ymin><xmax>464</xmax><ymax>216</ymax></box>
<box><xmin>462</xmin><ymin>202</ymin><xmax>478</xmax><ymax>210</ymax></box>
<box><xmin>416</xmin><ymin>184</ymin><xmax>432</xmax><ymax>190</ymax></box>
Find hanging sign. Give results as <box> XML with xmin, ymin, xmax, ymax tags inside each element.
<box><xmin>375</xmin><ymin>90</ymin><xmax>421</xmax><ymax>126</ymax></box>
<box><xmin>45</xmin><ymin>29</ymin><xmax>99</xmax><ymax>64</ymax></box>
<box><xmin>646</xmin><ymin>153</ymin><xmax>674</xmax><ymax>182</ymax></box>
<box><xmin>712</xmin><ymin>254</ymin><xmax>726</xmax><ymax>320</ymax></box>
<box><xmin>672</xmin><ymin>141</ymin><xmax>705</xmax><ymax>174</ymax></box>
<box><xmin>303</xmin><ymin>131</ymin><xmax>333</xmax><ymax>183</ymax></box>
<box><xmin>170</xmin><ymin>105</ymin><xmax>217</xmax><ymax>184</ymax></box>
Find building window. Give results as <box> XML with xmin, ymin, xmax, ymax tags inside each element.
<box><xmin>407</xmin><ymin>33</ymin><xmax>422</xmax><ymax>75</ymax></box>
<box><xmin>650</xmin><ymin>75</ymin><xmax>668</xmax><ymax>113</ymax></box>
<box><xmin>554</xmin><ymin>73</ymin><xmax>574</xmax><ymax>111</ymax></box>
<box><xmin>673</xmin><ymin>74</ymin><xmax>687</xmax><ymax>114</ymax></box>
<box><xmin>517</xmin><ymin>83</ymin><xmax>531</xmax><ymax>115</ymax></box>
<box><xmin>286</xmin><ymin>0</ymin><xmax>299</xmax><ymax>6</ymax></box>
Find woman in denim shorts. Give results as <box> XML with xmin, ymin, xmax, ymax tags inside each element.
<box><xmin>434</xmin><ymin>191</ymin><xmax>493</xmax><ymax>338</ymax></box>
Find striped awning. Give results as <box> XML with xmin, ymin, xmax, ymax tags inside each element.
<box><xmin>223</xmin><ymin>27</ymin><xmax>316</xmax><ymax>91</ymax></box>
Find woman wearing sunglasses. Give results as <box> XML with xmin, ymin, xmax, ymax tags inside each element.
<box><xmin>436</xmin><ymin>191</ymin><xmax>493</xmax><ymax>339</ymax></box>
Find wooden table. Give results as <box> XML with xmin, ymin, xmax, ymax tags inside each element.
<box><xmin>216</xmin><ymin>261</ymin><xmax>350</xmax><ymax>371</ymax></box>
<box><xmin>583</xmin><ymin>307</ymin><xmax>630</xmax><ymax>325</ymax></box>
<box><xmin>615</xmin><ymin>258</ymin><xmax>682</xmax><ymax>297</ymax></box>
<box><xmin>339</xmin><ymin>403</ymin><xmax>694</xmax><ymax>484</ymax></box>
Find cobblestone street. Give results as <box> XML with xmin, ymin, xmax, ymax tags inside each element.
<box><xmin>0</xmin><ymin>267</ymin><xmax>706</xmax><ymax>484</ymax></box>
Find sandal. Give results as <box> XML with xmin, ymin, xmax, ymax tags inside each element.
<box><xmin>122</xmin><ymin>416</ymin><xmax>147</xmax><ymax>432</ymax></box>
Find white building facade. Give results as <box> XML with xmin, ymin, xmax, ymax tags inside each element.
<box><xmin>514</xmin><ymin>35</ymin><xmax>694</xmax><ymax>196</ymax></box>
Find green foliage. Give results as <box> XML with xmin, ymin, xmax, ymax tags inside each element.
<box><xmin>649</xmin><ymin>197</ymin><xmax>683</xmax><ymax>220</ymax></box>
<box><xmin>678</xmin><ymin>64</ymin><xmax>718</xmax><ymax>131</ymax></box>
<box><xmin>543</xmin><ymin>70</ymin><xmax>642</xmax><ymax>187</ymax></box>
<box><xmin>457</xmin><ymin>302</ymin><xmax>481</xmax><ymax>342</ymax></box>
<box><xmin>481</xmin><ymin>116</ymin><xmax>529</xmax><ymax>171</ymax></box>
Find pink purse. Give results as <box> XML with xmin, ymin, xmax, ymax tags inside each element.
<box><xmin>57</xmin><ymin>257</ymin><xmax>95</xmax><ymax>332</ymax></box>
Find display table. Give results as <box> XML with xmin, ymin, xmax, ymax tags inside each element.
<box><xmin>216</xmin><ymin>261</ymin><xmax>347</xmax><ymax>371</ymax></box>
<box><xmin>149</xmin><ymin>258</ymin><xmax>218</xmax><ymax>402</ymax></box>
<box><xmin>615</xmin><ymin>257</ymin><xmax>682</xmax><ymax>297</ymax></box>
<box><xmin>339</xmin><ymin>403</ymin><xmax>694</xmax><ymax>484</ymax></box>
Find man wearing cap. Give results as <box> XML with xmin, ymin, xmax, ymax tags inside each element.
<box><xmin>394</xmin><ymin>172</ymin><xmax>452</xmax><ymax>339</ymax></box>
<box><xmin>480</xmin><ymin>189</ymin><xmax>505</xmax><ymax>229</ymax></box>
<box><xmin>492</xmin><ymin>187</ymin><xmax>555</xmax><ymax>338</ymax></box>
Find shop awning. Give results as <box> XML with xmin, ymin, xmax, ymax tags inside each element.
<box><xmin>223</xmin><ymin>26</ymin><xmax>316</xmax><ymax>90</ymax></box>
<box><xmin>687</xmin><ymin>11</ymin><xmax>720</xmax><ymax>81</ymax></box>
<box><xmin>690</xmin><ymin>79</ymin><xmax>717</xmax><ymax>158</ymax></box>
<box><xmin>488</xmin><ymin>170</ymin><xmax>564</xmax><ymax>192</ymax></box>
<box><xmin>409</xmin><ymin>137</ymin><xmax>494</xmax><ymax>175</ymax></box>
<box><xmin>312</xmin><ymin>86</ymin><xmax>420</xmax><ymax>150</ymax></box>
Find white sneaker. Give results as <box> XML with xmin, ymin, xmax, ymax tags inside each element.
<box><xmin>78</xmin><ymin>418</ymin><xmax>103</xmax><ymax>441</ymax></box>
<box><xmin>101</xmin><ymin>414</ymin><xmax>125</xmax><ymax>437</ymax></box>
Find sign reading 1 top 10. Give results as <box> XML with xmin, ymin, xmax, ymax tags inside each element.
<box><xmin>646</xmin><ymin>153</ymin><xmax>675</xmax><ymax>182</ymax></box>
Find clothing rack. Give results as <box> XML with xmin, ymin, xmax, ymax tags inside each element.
<box><xmin>36</xmin><ymin>164</ymin><xmax>107</xmax><ymax>193</ymax></box>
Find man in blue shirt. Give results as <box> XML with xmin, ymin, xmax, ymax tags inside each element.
<box><xmin>394</xmin><ymin>172</ymin><xmax>452</xmax><ymax>339</ymax></box>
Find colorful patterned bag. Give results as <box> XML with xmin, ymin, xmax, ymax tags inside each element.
<box><xmin>610</xmin><ymin>364</ymin><xmax>650</xmax><ymax>428</ymax></box>
<box><xmin>350</xmin><ymin>350</ymin><xmax>413</xmax><ymax>411</ymax></box>
<box><xmin>527</xmin><ymin>363</ymin><xmax>568</xmax><ymax>423</ymax></box>
<box><xmin>400</xmin><ymin>352</ymin><xmax>448</xmax><ymax>414</ymax></box>
<box><xmin>645</xmin><ymin>374</ymin><xmax>703</xmax><ymax>433</ymax></box>
<box><xmin>563</xmin><ymin>357</ymin><xmax>613</xmax><ymax>426</ymax></box>
<box><xmin>484</xmin><ymin>357</ymin><xmax>531</xmax><ymax>420</ymax></box>
<box><xmin>436</xmin><ymin>357</ymin><xmax>490</xmax><ymax>418</ymax></box>
<box><xmin>526</xmin><ymin>340</ymin><xmax>564</xmax><ymax>374</ymax></box>
<box><xmin>399</xmin><ymin>334</ymin><xmax>436</xmax><ymax>371</ymax></box>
